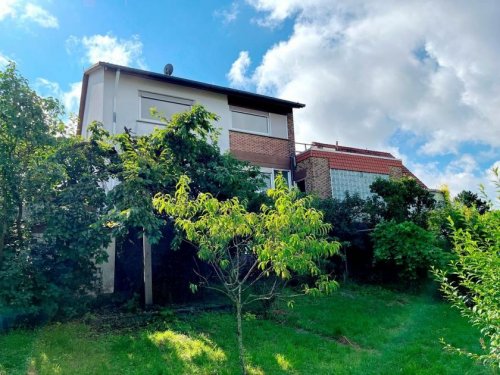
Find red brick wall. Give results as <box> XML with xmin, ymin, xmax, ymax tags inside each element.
<box><xmin>229</xmin><ymin>111</ymin><xmax>295</xmax><ymax>170</ymax></box>
<box><xmin>229</xmin><ymin>130</ymin><xmax>292</xmax><ymax>169</ymax></box>
<box><xmin>296</xmin><ymin>156</ymin><xmax>332</xmax><ymax>198</ymax></box>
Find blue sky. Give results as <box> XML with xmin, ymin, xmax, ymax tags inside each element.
<box><xmin>1</xmin><ymin>0</ymin><xmax>499</xmax><ymax>197</ymax></box>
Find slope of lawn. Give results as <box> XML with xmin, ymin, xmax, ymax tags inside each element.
<box><xmin>0</xmin><ymin>283</ymin><xmax>490</xmax><ymax>375</ymax></box>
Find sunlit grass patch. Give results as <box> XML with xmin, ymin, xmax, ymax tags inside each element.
<box><xmin>275</xmin><ymin>353</ymin><xmax>293</xmax><ymax>371</ymax></box>
<box><xmin>149</xmin><ymin>329</ymin><xmax>226</xmax><ymax>363</ymax></box>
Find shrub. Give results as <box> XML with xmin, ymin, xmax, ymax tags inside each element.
<box><xmin>372</xmin><ymin>220</ymin><xmax>447</xmax><ymax>283</ymax></box>
<box><xmin>370</xmin><ymin>177</ymin><xmax>436</xmax><ymax>227</ymax></box>
<box><xmin>434</xmin><ymin>172</ymin><xmax>499</xmax><ymax>368</ymax></box>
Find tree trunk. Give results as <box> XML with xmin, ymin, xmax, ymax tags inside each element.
<box><xmin>0</xmin><ymin>221</ymin><xmax>5</xmax><ymax>264</ymax></box>
<box><xmin>343</xmin><ymin>248</ymin><xmax>349</xmax><ymax>283</ymax></box>
<box><xmin>236</xmin><ymin>286</ymin><xmax>246</xmax><ymax>375</ymax></box>
<box><xmin>143</xmin><ymin>233</ymin><xmax>153</xmax><ymax>307</ymax></box>
<box><xmin>16</xmin><ymin>200</ymin><xmax>23</xmax><ymax>248</ymax></box>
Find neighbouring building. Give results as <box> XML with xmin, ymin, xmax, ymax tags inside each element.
<box><xmin>77</xmin><ymin>62</ymin><xmax>305</xmax><ymax>293</ymax></box>
<box><xmin>294</xmin><ymin>142</ymin><xmax>426</xmax><ymax>199</ymax></box>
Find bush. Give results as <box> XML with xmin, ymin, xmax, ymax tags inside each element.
<box><xmin>372</xmin><ymin>220</ymin><xmax>448</xmax><ymax>284</ymax></box>
<box><xmin>434</xmin><ymin>185</ymin><xmax>499</xmax><ymax>368</ymax></box>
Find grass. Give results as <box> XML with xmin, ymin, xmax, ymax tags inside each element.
<box><xmin>0</xmin><ymin>283</ymin><xmax>491</xmax><ymax>375</ymax></box>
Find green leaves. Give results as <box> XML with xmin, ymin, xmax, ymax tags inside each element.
<box><xmin>372</xmin><ymin>220</ymin><xmax>446</xmax><ymax>282</ymax></box>
<box><xmin>434</xmin><ymin>170</ymin><xmax>499</xmax><ymax>368</ymax></box>
<box><xmin>154</xmin><ymin>174</ymin><xmax>340</xmax><ymax>297</ymax></box>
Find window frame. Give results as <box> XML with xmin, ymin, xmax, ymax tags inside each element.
<box><xmin>230</xmin><ymin>105</ymin><xmax>270</xmax><ymax>136</ymax></box>
<box><xmin>138</xmin><ymin>90</ymin><xmax>193</xmax><ymax>125</ymax></box>
<box><xmin>259</xmin><ymin>167</ymin><xmax>292</xmax><ymax>191</ymax></box>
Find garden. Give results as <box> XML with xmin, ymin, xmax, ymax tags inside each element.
<box><xmin>0</xmin><ymin>63</ymin><xmax>498</xmax><ymax>374</ymax></box>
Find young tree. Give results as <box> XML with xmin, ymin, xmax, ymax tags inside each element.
<box><xmin>434</xmin><ymin>169</ymin><xmax>499</xmax><ymax>369</ymax></box>
<box><xmin>154</xmin><ymin>175</ymin><xmax>340</xmax><ymax>374</ymax></box>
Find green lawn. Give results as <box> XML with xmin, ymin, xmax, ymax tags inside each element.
<box><xmin>0</xmin><ymin>283</ymin><xmax>491</xmax><ymax>375</ymax></box>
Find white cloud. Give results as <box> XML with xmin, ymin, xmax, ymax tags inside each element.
<box><xmin>21</xmin><ymin>3</ymin><xmax>58</xmax><ymax>28</ymax></box>
<box><xmin>236</xmin><ymin>0</ymin><xmax>500</xmax><ymax>156</ymax></box>
<box><xmin>35</xmin><ymin>78</ymin><xmax>81</xmax><ymax>115</ymax></box>
<box><xmin>0</xmin><ymin>0</ymin><xmax>18</xmax><ymax>21</ymax></box>
<box><xmin>227</xmin><ymin>51</ymin><xmax>252</xmax><ymax>89</ymax></box>
<box><xmin>215</xmin><ymin>2</ymin><xmax>239</xmax><ymax>23</ymax></box>
<box><xmin>234</xmin><ymin>1</ymin><xmax>500</xmax><ymax>194</ymax></box>
<box><xmin>68</xmin><ymin>33</ymin><xmax>146</xmax><ymax>69</ymax></box>
<box><xmin>0</xmin><ymin>1</ymin><xmax>58</xmax><ymax>28</ymax></box>
<box><xmin>406</xmin><ymin>156</ymin><xmax>499</xmax><ymax>199</ymax></box>
<box><xmin>0</xmin><ymin>53</ymin><xmax>11</xmax><ymax>69</ymax></box>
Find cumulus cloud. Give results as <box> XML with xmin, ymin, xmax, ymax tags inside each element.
<box><xmin>21</xmin><ymin>3</ymin><xmax>58</xmax><ymax>28</ymax></box>
<box><xmin>0</xmin><ymin>0</ymin><xmax>18</xmax><ymax>21</ymax></box>
<box><xmin>0</xmin><ymin>1</ymin><xmax>58</xmax><ymax>28</ymax></box>
<box><xmin>35</xmin><ymin>78</ymin><xmax>82</xmax><ymax>115</ymax></box>
<box><xmin>233</xmin><ymin>0</ymin><xmax>500</xmax><ymax>190</ymax></box>
<box><xmin>214</xmin><ymin>2</ymin><xmax>239</xmax><ymax>23</ymax></box>
<box><xmin>67</xmin><ymin>33</ymin><xmax>146</xmax><ymax>69</ymax></box>
<box><xmin>409</xmin><ymin>157</ymin><xmax>499</xmax><ymax>201</ymax></box>
<box><xmin>0</xmin><ymin>53</ymin><xmax>11</xmax><ymax>69</ymax></box>
<box><xmin>236</xmin><ymin>0</ymin><xmax>500</xmax><ymax>155</ymax></box>
<box><xmin>227</xmin><ymin>51</ymin><xmax>252</xmax><ymax>89</ymax></box>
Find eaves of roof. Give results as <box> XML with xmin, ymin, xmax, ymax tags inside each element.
<box><xmin>77</xmin><ymin>62</ymin><xmax>305</xmax><ymax>135</ymax></box>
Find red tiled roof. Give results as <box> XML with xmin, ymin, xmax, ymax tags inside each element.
<box><xmin>402</xmin><ymin>166</ymin><xmax>426</xmax><ymax>188</ymax></box>
<box><xmin>327</xmin><ymin>152</ymin><xmax>403</xmax><ymax>174</ymax></box>
<box><xmin>296</xmin><ymin>147</ymin><xmax>427</xmax><ymax>188</ymax></box>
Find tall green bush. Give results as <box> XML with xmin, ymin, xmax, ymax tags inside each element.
<box><xmin>372</xmin><ymin>220</ymin><xmax>447</xmax><ymax>283</ymax></box>
<box><xmin>434</xmin><ymin>170</ymin><xmax>499</xmax><ymax>368</ymax></box>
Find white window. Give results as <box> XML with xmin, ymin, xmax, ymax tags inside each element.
<box><xmin>231</xmin><ymin>106</ymin><xmax>269</xmax><ymax>135</ymax></box>
<box><xmin>230</xmin><ymin>106</ymin><xmax>288</xmax><ymax>139</ymax></box>
<box><xmin>139</xmin><ymin>91</ymin><xmax>193</xmax><ymax>123</ymax></box>
<box><xmin>259</xmin><ymin>168</ymin><xmax>291</xmax><ymax>191</ymax></box>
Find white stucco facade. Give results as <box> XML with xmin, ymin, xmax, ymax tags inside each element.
<box><xmin>81</xmin><ymin>66</ymin><xmax>289</xmax><ymax>153</ymax></box>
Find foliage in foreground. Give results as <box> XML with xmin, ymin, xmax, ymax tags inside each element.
<box><xmin>0</xmin><ymin>63</ymin><xmax>112</xmax><ymax>319</ymax></box>
<box><xmin>106</xmin><ymin>104</ymin><xmax>263</xmax><ymax>244</ymax></box>
<box><xmin>434</xmin><ymin>170</ymin><xmax>500</xmax><ymax>369</ymax></box>
<box><xmin>154</xmin><ymin>175</ymin><xmax>340</xmax><ymax>374</ymax></box>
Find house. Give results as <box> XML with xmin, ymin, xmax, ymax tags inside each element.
<box><xmin>77</xmin><ymin>62</ymin><xmax>304</xmax><ymax>187</ymax></box>
<box><xmin>294</xmin><ymin>142</ymin><xmax>426</xmax><ymax>199</ymax></box>
<box><xmin>77</xmin><ymin>62</ymin><xmax>305</xmax><ymax>294</ymax></box>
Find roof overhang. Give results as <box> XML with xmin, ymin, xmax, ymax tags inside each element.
<box><xmin>77</xmin><ymin>62</ymin><xmax>305</xmax><ymax>135</ymax></box>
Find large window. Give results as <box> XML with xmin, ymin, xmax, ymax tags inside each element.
<box><xmin>330</xmin><ymin>169</ymin><xmax>388</xmax><ymax>200</ymax></box>
<box><xmin>139</xmin><ymin>91</ymin><xmax>192</xmax><ymax>123</ymax></box>
<box><xmin>231</xmin><ymin>108</ymin><xmax>269</xmax><ymax>134</ymax></box>
<box><xmin>230</xmin><ymin>106</ymin><xmax>288</xmax><ymax>139</ymax></box>
<box><xmin>260</xmin><ymin>168</ymin><xmax>291</xmax><ymax>191</ymax></box>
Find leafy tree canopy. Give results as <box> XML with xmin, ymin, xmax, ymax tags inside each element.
<box><xmin>104</xmin><ymin>105</ymin><xmax>263</xmax><ymax>243</ymax></box>
<box><xmin>434</xmin><ymin>170</ymin><xmax>499</xmax><ymax>368</ymax></box>
<box><xmin>370</xmin><ymin>177</ymin><xmax>436</xmax><ymax>227</ymax></box>
<box><xmin>455</xmin><ymin>190</ymin><xmax>490</xmax><ymax>215</ymax></box>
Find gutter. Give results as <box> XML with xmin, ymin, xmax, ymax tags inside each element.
<box><xmin>76</xmin><ymin>73</ymin><xmax>89</xmax><ymax>136</ymax></box>
<box><xmin>112</xmin><ymin>69</ymin><xmax>121</xmax><ymax>135</ymax></box>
